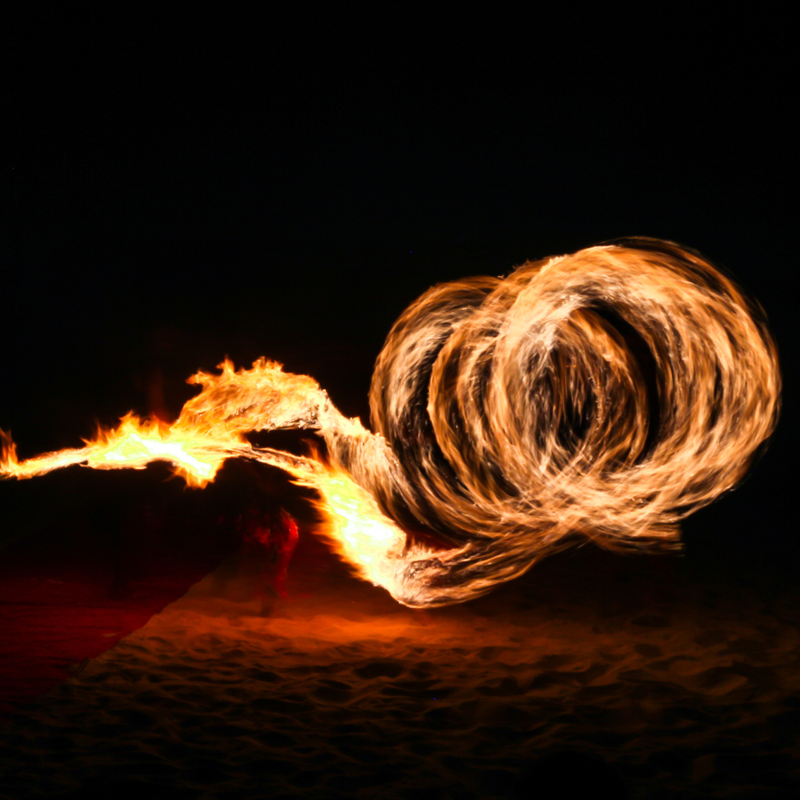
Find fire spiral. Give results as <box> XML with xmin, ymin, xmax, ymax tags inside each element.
<box><xmin>1</xmin><ymin>239</ymin><xmax>781</xmax><ymax>607</ymax></box>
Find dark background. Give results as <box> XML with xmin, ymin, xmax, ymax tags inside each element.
<box><xmin>3</xmin><ymin>10</ymin><xmax>795</xmax><ymax>571</ymax></box>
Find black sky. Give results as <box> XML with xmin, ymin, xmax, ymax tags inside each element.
<box><xmin>4</xmin><ymin>10</ymin><xmax>796</xmax><ymax>565</ymax></box>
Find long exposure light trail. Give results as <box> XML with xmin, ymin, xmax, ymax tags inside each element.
<box><xmin>1</xmin><ymin>239</ymin><xmax>781</xmax><ymax>606</ymax></box>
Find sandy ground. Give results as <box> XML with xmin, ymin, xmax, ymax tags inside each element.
<box><xmin>1</xmin><ymin>530</ymin><xmax>799</xmax><ymax>800</ymax></box>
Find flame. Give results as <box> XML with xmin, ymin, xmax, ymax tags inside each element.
<box><xmin>1</xmin><ymin>239</ymin><xmax>781</xmax><ymax>607</ymax></box>
<box><xmin>0</xmin><ymin>359</ymin><xmax>321</xmax><ymax>488</ymax></box>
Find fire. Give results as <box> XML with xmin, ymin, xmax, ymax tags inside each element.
<box><xmin>309</xmin><ymin>469</ymin><xmax>416</xmax><ymax>587</ymax></box>
<box><xmin>0</xmin><ymin>359</ymin><xmax>322</xmax><ymax>487</ymax></box>
<box><xmin>1</xmin><ymin>239</ymin><xmax>781</xmax><ymax>607</ymax></box>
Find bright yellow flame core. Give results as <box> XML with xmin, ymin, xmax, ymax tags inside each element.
<box><xmin>0</xmin><ymin>240</ymin><xmax>781</xmax><ymax>607</ymax></box>
<box><xmin>312</xmin><ymin>473</ymin><xmax>414</xmax><ymax>580</ymax></box>
<box><xmin>87</xmin><ymin>415</ymin><xmax>226</xmax><ymax>485</ymax></box>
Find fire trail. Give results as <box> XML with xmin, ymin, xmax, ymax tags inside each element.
<box><xmin>1</xmin><ymin>239</ymin><xmax>781</xmax><ymax>607</ymax></box>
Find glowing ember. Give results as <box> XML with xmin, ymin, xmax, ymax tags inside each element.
<box><xmin>0</xmin><ymin>239</ymin><xmax>781</xmax><ymax>607</ymax></box>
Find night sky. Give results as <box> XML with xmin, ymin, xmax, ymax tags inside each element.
<box><xmin>4</xmin><ymin>10</ymin><xmax>796</xmax><ymax>570</ymax></box>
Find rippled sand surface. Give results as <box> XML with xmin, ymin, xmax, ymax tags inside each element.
<box><xmin>1</xmin><ymin>536</ymin><xmax>799</xmax><ymax>799</ymax></box>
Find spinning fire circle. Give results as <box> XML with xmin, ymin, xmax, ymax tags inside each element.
<box><xmin>1</xmin><ymin>239</ymin><xmax>781</xmax><ymax>607</ymax></box>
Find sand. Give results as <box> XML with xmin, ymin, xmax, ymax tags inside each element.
<box><xmin>1</xmin><ymin>529</ymin><xmax>799</xmax><ymax>799</ymax></box>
